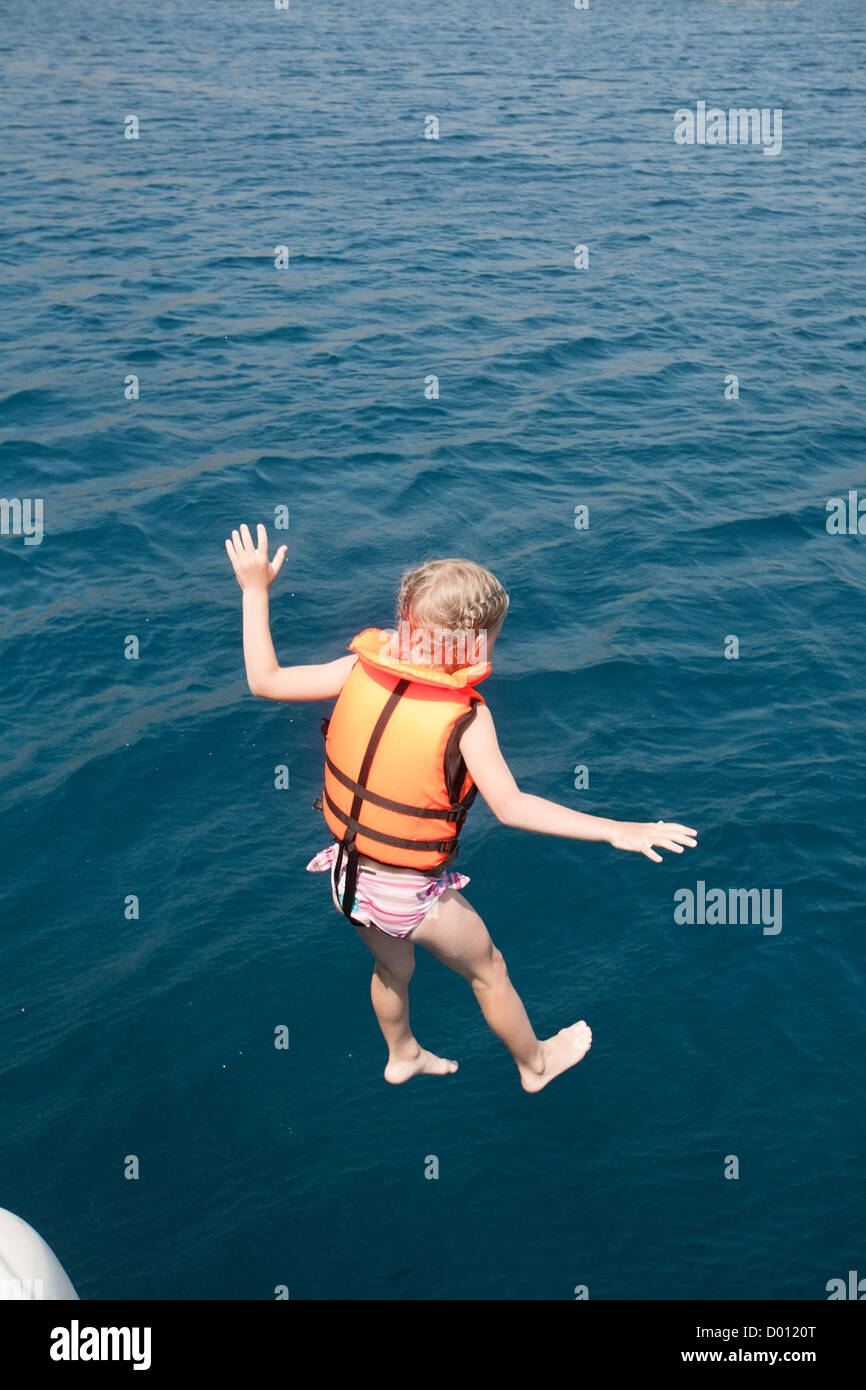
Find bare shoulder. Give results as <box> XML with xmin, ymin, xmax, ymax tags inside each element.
<box><xmin>460</xmin><ymin>700</ymin><xmax>498</xmax><ymax>749</ymax></box>
<box><xmin>458</xmin><ymin>699</ymin><xmax>518</xmax><ymax>812</ymax></box>
<box><xmin>318</xmin><ymin>652</ymin><xmax>358</xmax><ymax>698</ymax></box>
<box><xmin>330</xmin><ymin>653</ymin><xmax>359</xmax><ymax>687</ymax></box>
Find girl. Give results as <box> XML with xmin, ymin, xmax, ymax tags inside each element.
<box><xmin>226</xmin><ymin>524</ymin><xmax>697</xmax><ymax>1092</ymax></box>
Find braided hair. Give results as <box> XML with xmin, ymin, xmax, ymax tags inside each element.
<box><xmin>396</xmin><ymin>558</ymin><xmax>509</xmax><ymax>669</ymax></box>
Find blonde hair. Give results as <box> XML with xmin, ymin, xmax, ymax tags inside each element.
<box><xmin>395</xmin><ymin>557</ymin><xmax>509</xmax><ymax>668</ymax></box>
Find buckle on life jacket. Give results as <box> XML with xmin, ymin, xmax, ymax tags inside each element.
<box><xmin>313</xmin><ymin>721</ymin><xmax>328</xmax><ymax>813</ymax></box>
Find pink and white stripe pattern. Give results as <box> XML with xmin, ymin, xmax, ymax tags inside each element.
<box><xmin>306</xmin><ymin>843</ymin><xmax>470</xmax><ymax>938</ymax></box>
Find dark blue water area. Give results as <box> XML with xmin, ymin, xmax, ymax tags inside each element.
<box><xmin>1</xmin><ymin>0</ymin><xmax>865</xmax><ymax>1299</ymax></box>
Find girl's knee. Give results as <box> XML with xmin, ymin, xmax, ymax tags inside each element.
<box><xmin>375</xmin><ymin>957</ymin><xmax>414</xmax><ymax>987</ymax></box>
<box><xmin>471</xmin><ymin>945</ymin><xmax>509</xmax><ymax>993</ymax></box>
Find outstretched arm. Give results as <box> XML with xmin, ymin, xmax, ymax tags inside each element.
<box><xmin>225</xmin><ymin>523</ymin><xmax>356</xmax><ymax>700</ymax></box>
<box><xmin>460</xmin><ymin>703</ymin><xmax>697</xmax><ymax>862</ymax></box>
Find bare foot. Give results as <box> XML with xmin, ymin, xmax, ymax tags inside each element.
<box><xmin>384</xmin><ymin>1047</ymin><xmax>459</xmax><ymax>1085</ymax></box>
<box><xmin>519</xmin><ymin>1021</ymin><xmax>592</xmax><ymax>1093</ymax></box>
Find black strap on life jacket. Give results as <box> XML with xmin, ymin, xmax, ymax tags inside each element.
<box><xmin>319</xmin><ymin>680</ymin><xmax>476</xmax><ymax>923</ymax></box>
<box><xmin>330</xmin><ymin>679</ymin><xmax>408</xmax><ymax>923</ymax></box>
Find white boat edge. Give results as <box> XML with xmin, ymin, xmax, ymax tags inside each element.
<box><xmin>0</xmin><ymin>1207</ymin><xmax>79</xmax><ymax>1300</ymax></box>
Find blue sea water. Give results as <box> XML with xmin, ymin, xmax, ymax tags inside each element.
<box><xmin>1</xmin><ymin>0</ymin><xmax>865</xmax><ymax>1300</ymax></box>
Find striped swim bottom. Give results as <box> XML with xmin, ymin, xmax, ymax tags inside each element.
<box><xmin>306</xmin><ymin>843</ymin><xmax>470</xmax><ymax>939</ymax></box>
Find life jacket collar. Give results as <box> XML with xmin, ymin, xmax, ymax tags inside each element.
<box><xmin>350</xmin><ymin>627</ymin><xmax>491</xmax><ymax>690</ymax></box>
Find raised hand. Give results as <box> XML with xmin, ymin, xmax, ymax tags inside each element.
<box><xmin>225</xmin><ymin>523</ymin><xmax>287</xmax><ymax>591</ymax></box>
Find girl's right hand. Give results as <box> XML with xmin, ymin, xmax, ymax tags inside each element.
<box><xmin>608</xmin><ymin>821</ymin><xmax>698</xmax><ymax>863</ymax></box>
<box><xmin>225</xmin><ymin>523</ymin><xmax>287</xmax><ymax>591</ymax></box>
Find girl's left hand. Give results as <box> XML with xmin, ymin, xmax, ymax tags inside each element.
<box><xmin>225</xmin><ymin>523</ymin><xmax>287</xmax><ymax>591</ymax></box>
<box><xmin>608</xmin><ymin>820</ymin><xmax>698</xmax><ymax>863</ymax></box>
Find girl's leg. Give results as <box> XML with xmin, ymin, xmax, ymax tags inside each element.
<box><xmin>412</xmin><ymin>889</ymin><xmax>592</xmax><ymax>1093</ymax></box>
<box><xmin>353</xmin><ymin>923</ymin><xmax>458</xmax><ymax>1085</ymax></box>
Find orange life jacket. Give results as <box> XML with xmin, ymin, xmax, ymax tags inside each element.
<box><xmin>320</xmin><ymin>627</ymin><xmax>490</xmax><ymax>921</ymax></box>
